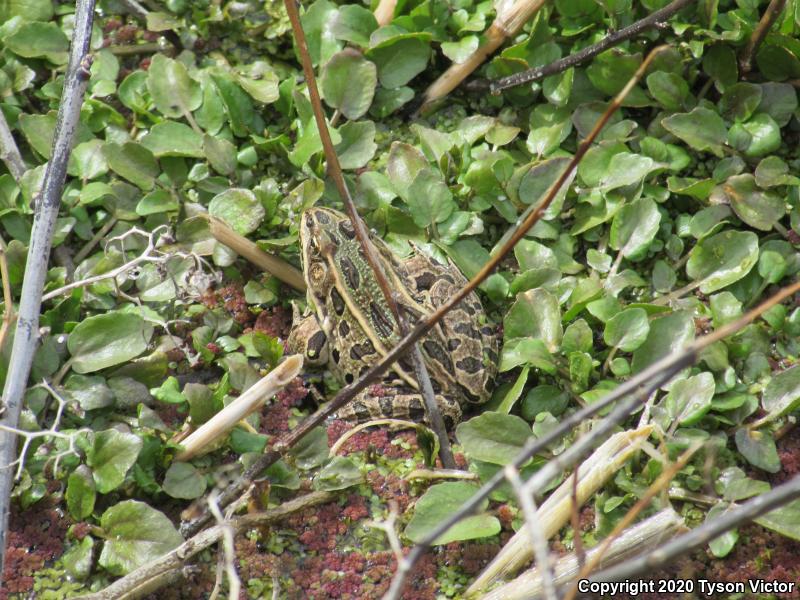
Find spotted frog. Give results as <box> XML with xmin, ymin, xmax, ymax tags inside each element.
<box><xmin>287</xmin><ymin>207</ymin><xmax>498</xmax><ymax>428</ymax></box>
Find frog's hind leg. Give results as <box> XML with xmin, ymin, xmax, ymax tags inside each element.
<box><xmin>334</xmin><ymin>388</ymin><xmax>462</xmax><ymax>430</ymax></box>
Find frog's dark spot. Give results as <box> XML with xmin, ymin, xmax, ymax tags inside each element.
<box><xmin>370</xmin><ymin>302</ymin><xmax>395</xmax><ymax>338</ymax></box>
<box><xmin>331</xmin><ymin>348</ymin><xmax>340</xmax><ymax>364</ymax></box>
<box><xmin>414</xmin><ymin>272</ymin><xmax>437</xmax><ymax>291</ymax></box>
<box><xmin>481</xmin><ymin>325</ymin><xmax>495</xmax><ymax>337</ymax></box>
<box><xmin>448</xmin><ymin>338</ymin><xmax>461</xmax><ymax>351</ymax></box>
<box><xmin>339</xmin><ymin>255</ymin><xmax>360</xmax><ymax>290</ymax></box>
<box><xmin>359</xmin><ymin>365</ymin><xmax>370</xmax><ymax>377</ymax></box>
<box><xmin>350</xmin><ymin>340</ymin><xmax>376</xmax><ymax>361</ymax></box>
<box><xmin>352</xmin><ymin>400</ymin><xmax>370</xmax><ymax>420</ymax></box>
<box><xmin>460</xmin><ymin>386</ymin><xmax>483</xmax><ymax>403</ymax></box>
<box><xmin>345</xmin><ymin>372</ymin><xmax>354</xmax><ymax>384</ymax></box>
<box><xmin>338</xmin><ymin>320</ymin><xmax>350</xmax><ymax>337</ymax></box>
<box><xmin>486</xmin><ymin>348</ymin><xmax>499</xmax><ymax>363</ymax></box>
<box><xmin>308</xmin><ymin>330</ymin><xmax>327</xmax><ymax>357</ymax></box>
<box><xmin>407</xmin><ymin>398</ymin><xmax>426</xmax><ymax>421</ymax></box>
<box><xmin>454</xmin><ymin>322</ymin><xmax>481</xmax><ymax>339</ymax></box>
<box><xmin>331</xmin><ymin>288</ymin><xmax>346</xmax><ymax>315</ymax></box>
<box><xmin>316</xmin><ymin>210</ymin><xmax>331</xmax><ymax>225</ymax></box>
<box><xmin>462</xmin><ymin>302</ymin><xmax>476</xmax><ymax>316</ymax></box>
<box><xmin>423</xmin><ymin>340</ymin><xmax>454</xmax><ymax>372</ymax></box>
<box><xmin>397</xmin><ymin>356</ymin><xmax>414</xmax><ymax>373</ymax></box>
<box><xmin>338</xmin><ymin>219</ymin><xmax>356</xmax><ymax>239</ymax></box>
<box><xmin>379</xmin><ymin>396</ymin><xmax>395</xmax><ymax>415</ymax></box>
<box><xmin>456</xmin><ymin>356</ymin><xmax>482</xmax><ymax>374</ymax></box>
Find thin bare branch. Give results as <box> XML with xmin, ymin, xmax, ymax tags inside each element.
<box><xmin>0</xmin><ymin>109</ymin><xmax>26</xmax><ymax>182</ymax></box>
<box><xmin>489</xmin><ymin>0</ymin><xmax>692</xmax><ymax>93</ymax></box>
<box><xmin>740</xmin><ymin>0</ymin><xmax>787</xmax><ymax>74</ymax></box>
<box><xmin>283</xmin><ymin>0</ymin><xmax>456</xmax><ymax>467</ymax></box>
<box><xmin>504</xmin><ymin>465</ymin><xmax>557</xmax><ymax>600</ymax></box>
<box><xmin>180</xmin><ymin>45</ymin><xmax>669</xmax><ymax>539</ymax></box>
<box><xmin>0</xmin><ymin>0</ymin><xmax>96</xmax><ymax>581</ymax></box>
<box><xmin>78</xmin><ymin>490</ymin><xmax>335</xmax><ymax>600</ymax></box>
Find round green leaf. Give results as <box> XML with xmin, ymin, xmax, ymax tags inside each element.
<box><xmin>68</xmin><ymin>311</ymin><xmax>154</xmax><ymax>374</ymax></box>
<box><xmin>686</xmin><ymin>230</ymin><xmax>759</xmax><ymax>293</ymax></box>
<box><xmin>367</xmin><ymin>34</ymin><xmax>430</xmax><ymax>89</ymax></box>
<box><xmin>603</xmin><ymin>308</ymin><xmax>650</xmax><ymax>352</ymax></box>
<box><xmin>664</xmin><ymin>372</ymin><xmax>715</xmax><ymax>426</ymax></box>
<box><xmin>146</xmin><ymin>54</ymin><xmax>202</xmax><ymax>119</ymax></box>
<box><xmin>631</xmin><ymin>311</ymin><xmax>695</xmax><ymax>374</ymax></box>
<box><xmin>334</xmin><ymin>120</ymin><xmax>377</xmax><ymax>169</ymax></box>
<box><xmin>662</xmin><ymin>107</ymin><xmax>727</xmax><ymax>156</ymax></box>
<box><xmin>98</xmin><ymin>500</ymin><xmax>183</xmax><ymax>575</ymax></box>
<box><xmin>727</xmin><ymin>113</ymin><xmax>781</xmax><ymax>158</ymax></box>
<box><xmin>320</xmin><ymin>49</ymin><xmax>376</xmax><ymax>120</ymax></box>
<box><xmin>162</xmin><ymin>462</ymin><xmax>206</xmax><ymax>499</ymax></box>
<box><xmin>710</xmin><ymin>174</ymin><xmax>784</xmax><ymax>231</ymax></box>
<box><xmin>646</xmin><ymin>71</ymin><xmax>688</xmax><ymax>110</ymax></box>
<box><xmin>5</xmin><ymin>21</ymin><xmax>68</xmax><ymax>64</ymax></box>
<box><xmin>761</xmin><ymin>364</ymin><xmax>800</xmax><ymax>420</ymax></box>
<box><xmin>404</xmin><ymin>482</ymin><xmax>500</xmax><ymax>545</ymax></box>
<box><xmin>735</xmin><ymin>428</ymin><xmax>780</xmax><ymax>473</ymax></box>
<box><xmin>609</xmin><ymin>197</ymin><xmax>661</xmax><ymax>258</ymax></box>
<box><xmin>406</xmin><ymin>169</ymin><xmax>455</xmax><ymax>228</ymax></box>
<box><xmin>456</xmin><ymin>412</ymin><xmax>532</xmax><ymax>465</ymax></box>
<box><xmin>141</xmin><ymin>121</ymin><xmax>204</xmax><ymax>158</ymax></box>
<box><xmin>86</xmin><ymin>429</ymin><xmax>143</xmax><ymax>493</ymax></box>
<box><xmin>208</xmin><ymin>188</ymin><xmax>264</xmax><ymax>234</ymax></box>
<box><xmin>66</xmin><ymin>465</ymin><xmax>96</xmax><ymax>520</ymax></box>
<box><xmin>504</xmin><ymin>288</ymin><xmax>563</xmax><ymax>352</ymax></box>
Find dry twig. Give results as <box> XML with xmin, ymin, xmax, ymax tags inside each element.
<box><xmin>0</xmin><ymin>109</ymin><xmax>26</xmax><ymax>182</ymax></box>
<box><xmin>739</xmin><ymin>0</ymin><xmax>788</xmax><ymax>74</ymax></box>
<box><xmin>0</xmin><ymin>0</ymin><xmax>96</xmax><ymax>580</ymax></box>
<box><xmin>489</xmin><ymin>0</ymin><xmax>692</xmax><ymax>92</ymax></box>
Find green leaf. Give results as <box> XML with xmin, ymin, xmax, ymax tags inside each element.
<box><xmin>609</xmin><ymin>197</ymin><xmax>661</xmax><ymax>258</ymax></box>
<box><xmin>710</xmin><ymin>174</ymin><xmax>784</xmax><ymax>231</ymax></box>
<box><xmin>141</xmin><ymin>121</ymin><xmax>204</xmax><ymax>157</ymax></box>
<box><xmin>162</xmin><ymin>462</ymin><xmax>206</xmax><ymax>499</ymax></box>
<box><xmin>320</xmin><ymin>49</ymin><xmax>376</xmax><ymax>120</ymax></box>
<box><xmin>735</xmin><ymin>428</ymin><xmax>780</xmax><ymax>473</ymax></box>
<box><xmin>150</xmin><ymin>376</ymin><xmax>186</xmax><ymax>404</ymax></box>
<box><xmin>314</xmin><ymin>456</ymin><xmax>362</xmax><ymax>491</ymax></box>
<box><xmin>86</xmin><ymin>429</ymin><xmax>143</xmax><ymax>493</ymax></box>
<box><xmin>664</xmin><ymin>372</ymin><xmax>715</xmax><ymax>427</ymax></box>
<box><xmin>335</xmin><ymin>120</ymin><xmax>377</xmax><ymax>169</ymax></box>
<box><xmin>404</xmin><ymin>482</ymin><xmax>501</xmax><ymax>544</ymax></box>
<box><xmin>300</xmin><ymin>0</ymin><xmax>341</xmax><ymax>66</ymax></box>
<box><xmin>103</xmin><ymin>142</ymin><xmax>158</xmax><ymax>190</ymax></box>
<box><xmin>755</xmin><ymin>499</ymin><xmax>800</xmax><ymax>541</ymax></box>
<box><xmin>331</xmin><ymin>4</ymin><xmax>377</xmax><ymax>47</ymax></box>
<box><xmin>367</xmin><ymin>34</ymin><xmax>430</xmax><ymax>89</ymax></box>
<box><xmin>707</xmin><ymin>503</ymin><xmax>739</xmax><ymax>558</ymax></box>
<box><xmin>98</xmin><ymin>500</ymin><xmax>183</xmax><ymax>575</ymax></box>
<box><xmin>4</xmin><ymin>21</ymin><xmax>68</xmax><ymax>63</ymax></box>
<box><xmin>0</xmin><ymin>0</ymin><xmax>53</xmax><ymax>21</ymax></box>
<box><xmin>686</xmin><ymin>230</ymin><xmax>759</xmax><ymax>294</ymax></box>
<box><xmin>719</xmin><ymin>82</ymin><xmax>762</xmax><ymax>122</ymax></box>
<box><xmin>406</xmin><ymin>169</ymin><xmax>455</xmax><ymax>228</ymax></box>
<box><xmin>146</xmin><ymin>54</ymin><xmax>201</xmax><ymax>119</ymax></box>
<box><xmin>521</xmin><ymin>385</ymin><xmax>569</xmax><ymax>421</ymax></box>
<box><xmin>66</xmin><ymin>465</ymin><xmax>96</xmax><ymax>520</ymax></box>
<box><xmin>290</xmin><ymin>426</ymin><xmax>329</xmax><ymax>470</ymax></box>
<box><xmin>64</xmin><ymin>374</ymin><xmax>115</xmax><ymax>411</ymax></box>
<box><xmin>761</xmin><ymin>365</ymin><xmax>800</xmax><ymax>421</ymax></box>
<box><xmin>604</xmin><ymin>308</ymin><xmax>650</xmax><ymax>352</ymax></box>
<box><xmin>504</xmin><ymin>288</ymin><xmax>563</xmax><ymax>352</ymax></box>
<box><xmin>208</xmin><ymin>188</ymin><xmax>264</xmax><ymax>235</ymax></box>
<box><xmin>456</xmin><ymin>412</ymin><xmax>531</xmax><ymax>465</ymax></box>
<box><xmin>203</xmin><ymin>134</ymin><xmax>237</xmax><ymax>175</ymax></box>
<box><xmin>441</xmin><ymin>36</ymin><xmax>479</xmax><ymax>64</ymax></box>
<box><xmin>727</xmin><ymin>113</ymin><xmax>781</xmax><ymax>158</ymax></box>
<box><xmin>62</xmin><ymin>537</ymin><xmax>94</xmax><ymax>581</ymax></box>
<box><xmin>631</xmin><ymin>311</ymin><xmax>694</xmax><ymax>374</ymax></box>
<box><xmin>68</xmin><ymin>311</ymin><xmax>154</xmax><ymax>374</ymax></box>
<box><xmin>646</xmin><ymin>71</ymin><xmax>688</xmax><ymax>110</ymax></box>
<box><xmin>599</xmin><ymin>153</ymin><xmax>656</xmax><ymax>191</ymax></box>
<box><xmin>662</xmin><ymin>107</ymin><xmax>727</xmax><ymax>156</ymax></box>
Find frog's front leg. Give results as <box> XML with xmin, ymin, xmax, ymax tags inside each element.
<box><xmin>335</xmin><ymin>387</ymin><xmax>462</xmax><ymax>430</ymax></box>
<box><xmin>286</xmin><ymin>308</ymin><xmax>329</xmax><ymax>367</ymax></box>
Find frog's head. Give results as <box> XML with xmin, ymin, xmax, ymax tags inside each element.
<box><xmin>298</xmin><ymin>206</ymin><xmax>355</xmax><ymax>308</ymax></box>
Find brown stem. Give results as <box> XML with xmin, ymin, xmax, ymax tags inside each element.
<box><xmin>283</xmin><ymin>0</ymin><xmax>456</xmax><ymax>467</ymax></box>
<box><xmin>490</xmin><ymin>0</ymin><xmax>692</xmax><ymax>93</ymax></box>
<box><xmin>739</xmin><ymin>0</ymin><xmax>787</xmax><ymax>74</ymax></box>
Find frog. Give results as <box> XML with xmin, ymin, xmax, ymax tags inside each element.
<box><xmin>287</xmin><ymin>207</ymin><xmax>498</xmax><ymax>429</ymax></box>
